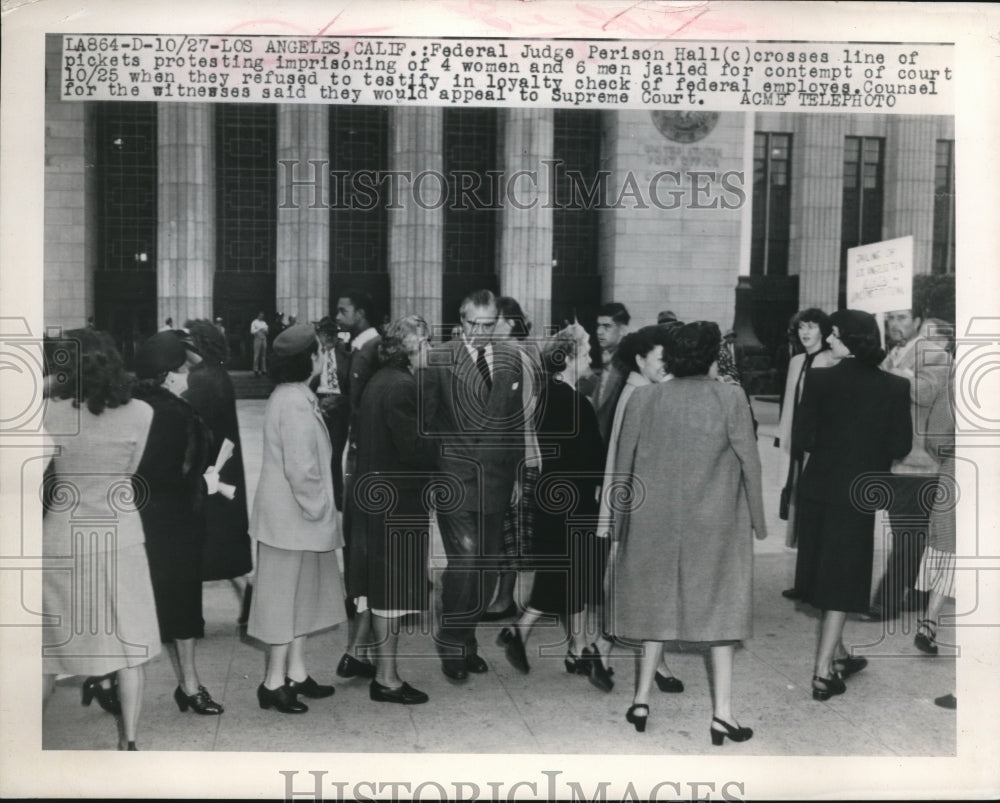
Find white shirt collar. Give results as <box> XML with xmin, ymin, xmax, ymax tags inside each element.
<box><xmin>352</xmin><ymin>327</ymin><xmax>379</xmax><ymax>351</ymax></box>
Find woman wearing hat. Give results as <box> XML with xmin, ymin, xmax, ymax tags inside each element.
<box><xmin>248</xmin><ymin>324</ymin><xmax>346</xmax><ymax>714</ymax></box>
<box><xmin>132</xmin><ymin>330</ymin><xmax>225</xmax><ymax>716</ymax></box>
<box><xmin>792</xmin><ymin>309</ymin><xmax>912</xmax><ymax>701</ymax></box>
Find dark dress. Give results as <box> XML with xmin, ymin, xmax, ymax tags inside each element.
<box><xmin>793</xmin><ymin>359</ymin><xmax>913</xmax><ymax>612</ymax></box>
<box><xmin>528</xmin><ymin>378</ymin><xmax>606</xmax><ymax>615</ymax></box>
<box><xmin>133</xmin><ymin>384</ymin><xmax>212</xmax><ymax>640</ymax></box>
<box><xmin>184</xmin><ymin>361</ymin><xmax>253</xmax><ymax>580</ymax></box>
<box><xmin>347</xmin><ymin>364</ymin><xmax>436</xmax><ymax>611</ymax></box>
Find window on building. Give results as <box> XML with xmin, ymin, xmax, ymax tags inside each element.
<box><xmin>216</xmin><ymin>104</ymin><xmax>277</xmax><ymax>274</ymax></box>
<box><xmin>932</xmin><ymin>139</ymin><xmax>956</xmax><ymax>275</ymax></box>
<box><xmin>552</xmin><ymin>109</ymin><xmax>603</xmax><ymax>329</ymax></box>
<box><xmin>840</xmin><ymin>136</ymin><xmax>885</xmax><ymax>306</ymax></box>
<box><xmin>750</xmin><ymin>132</ymin><xmax>792</xmax><ymax>277</ymax></box>
<box><xmin>96</xmin><ymin>102</ymin><xmax>158</xmax><ymax>273</ymax></box>
<box><xmin>329</xmin><ymin>106</ymin><xmax>389</xmax><ymax>274</ymax></box>
<box><xmin>442</xmin><ymin>108</ymin><xmax>499</xmax><ymax>325</ymax></box>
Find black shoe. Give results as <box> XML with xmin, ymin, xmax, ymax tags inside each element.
<box><xmin>336</xmin><ymin>653</ymin><xmax>376</xmax><ymax>679</ymax></box>
<box><xmin>564</xmin><ymin>649</ymin><xmax>589</xmax><ymax>675</ymax></box>
<box><xmin>654</xmin><ymin>671</ymin><xmax>684</xmax><ymax>693</ymax></box>
<box><xmin>257</xmin><ymin>683</ymin><xmax>308</xmax><ymax>713</ymax></box>
<box><xmin>369</xmin><ymin>680</ymin><xmax>429</xmax><ymax>705</ymax></box>
<box><xmin>480</xmin><ymin>603</ymin><xmax>517</xmax><ymax>622</ymax></box>
<box><xmin>915</xmin><ymin>620</ymin><xmax>939</xmax><ymax>655</ymax></box>
<box><xmin>174</xmin><ymin>685</ymin><xmax>224</xmax><ymax>715</ymax></box>
<box><xmin>710</xmin><ymin>716</ymin><xmax>753</xmax><ymax>746</ymax></box>
<box><xmin>832</xmin><ymin>655</ymin><xmax>868</xmax><ymax>678</ymax></box>
<box><xmin>118</xmin><ymin>740</ymin><xmax>138</xmax><ymax>751</ymax></box>
<box><xmin>857</xmin><ymin>606</ymin><xmax>896</xmax><ymax>622</ymax></box>
<box><xmin>441</xmin><ymin>661</ymin><xmax>469</xmax><ymax>682</ymax></box>
<box><xmin>812</xmin><ymin>673</ymin><xmax>846</xmax><ymax>701</ymax></box>
<box><xmin>82</xmin><ymin>675</ymin><xmax>121</xmax><ymax>715</ymax></box>
<box><xmin>781</xmin><ymin>588</ymin><xmax>803</xmax><ymax>600</ymax></box>
<box><xmin>583</xmin><ymin>644</ymin><xmax>614</xmax><ymax>693</ymax></box>
<box><xmin>465</xmin><ymin>653</ymin><xmax>489</xmax><ymax>674</ymax></box>
<box><xmin>934</xmin><ymin>693</ymin><xmax>957</xmax><ymax>710</ymax></box>
<box><xmin>626</xmin><ymin>704</ymin><xmax>648</xmax><ymax>733</ymax></box>
<box><xmin>286</xmin><ymin>676</ymin><xmax>335</xmax><ymax>699</ymax></box>
<box><xmin>497</xmin><ymin>627</ymin><xmax>529</xmax><ymax>674</ymax></box>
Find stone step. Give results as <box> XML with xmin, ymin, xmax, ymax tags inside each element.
<box><xmin>228</xmin><ymin>370</ymin><xmax>275</xmax><ymax>400</ymax></box>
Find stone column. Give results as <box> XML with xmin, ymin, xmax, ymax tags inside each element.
<box><xmin>157</xmin><ymin>104</ymin><xmax>215</xmax><ymax>325</ymax></box>
<box><xmin>276</xmin><ymin>105</ymin><xmax>330</xmax><ymax>324</ymax></box>
<box><xmin>791</xmin><ymin>113</ymin><xmax>848</xmax><ymax>311</ymax></box>
<box><xmin>388</xmin><ymin>107</ymin><xmax>444</xmax><ymax>328</ymax></box>
<box><xmin>498</xmin><ymin>109</ymin><xmax>554</xmax><ymax>334</ymax></box>
<box><xmin>884</xmin><ymin>116</ymin><xmax>936</xmax><ymax>276</ymax></box>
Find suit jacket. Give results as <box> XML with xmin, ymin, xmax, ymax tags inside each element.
<box><xmin>794</xmin><ymin>359</ymin><xmax>913</xmax><ymax>506</ymax></box>
<box><xmin>421</xmin><ymin>339</ymin><xmax>526</xmax><ymax>514</ymax></box>
<box><xmin>250</xmin><ymin>383</ymin><xmax>341</xmax><ymax>552</ymax></box>
<box><xmin>346</xmin><ymin>334</ymin><xmax>381</xmax><ymax>445</ymax></box>
<box><xmin>589</xmin><ymin>360</ymin><xmax>627</xmax><ymax>446</ymax></box>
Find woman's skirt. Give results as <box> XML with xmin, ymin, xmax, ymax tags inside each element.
<box><xmin>247</xmin><ymin>542</ymin><xmax>346</xmax><ymax>644</ymax></box>
<box><xmin>145</xmin><ymin>530</ymin><xmax>204</xmax><ymax>641</ymax></box>
<box><xmin>915</xmin><ymin>545</ymin><xmax>955</xmax><ymax>599</ymax></box>
<box><xmin>43</xmin><ymin>543</ymin><xmax>162</xmax><ymax>676</ymax></box>
<box><xmin>499</xmin><ymin>465</ymin><xmax>539</xmax><ymax>570</ymax></box>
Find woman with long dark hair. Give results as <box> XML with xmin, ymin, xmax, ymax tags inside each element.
<box><xmin>793</xmin><ymin>310</ymin><xmax>912</xmax><ymax>700</ymax></box>
<box><xmin>43</xmin><ymin>329</ymin><xmax>159</xmax><ymax>750</ymax></box>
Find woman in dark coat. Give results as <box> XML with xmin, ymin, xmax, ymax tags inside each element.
<box><xmin>132</xmin><ymin>331</ymin><xmax>225</xmax><ymax>716</ymax></box>
<box><xmin>183</xmin><ymin>321</ymin><xmax>253</xmax><ymax>606</ymax></box>
<box><xmin>793</xmin><ymin>309</ymin><xmax>912</xmax><ymax>701</ymax></box>
<box><xmin>611</xmin><ymin>322</ymin><xmax>767</xmax><ymax>741</ymax></box>
<box><xmin>498</xmin><ymin>324</ymin><xmax>606</xmax><ymax>676</ymax></box>
<box><xmin>348</xmin><ymin>316</ymin><xmax>435</xmax><ymax>704</ymax></box>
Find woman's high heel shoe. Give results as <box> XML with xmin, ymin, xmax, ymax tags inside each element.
<box><xmin>583</xmin><ymin>644</ymin><xmax>614</xmax><ymax>692</ymax></box>
<box><xmin>710</xmin><ymin>717</ymin><xmax>753</xmax><ymax>745</ymax></box>
<box><xmin>82</xmin><ymin>675</ymin><xmax>121</xmax><ymax>715</ymax></box>
<box><xmin>257</xmin><ymin>683</ymin><xmax>308</xmax><ymax>714</ymax></box>
<box><xmin>811</xmin><ymin>672</ymin><xmax>846</xmax><ymax>701</ymax></box>
<box><xmin>626</xmin><ymin>704</ymin><xmax>648</xmax><ymax>733</ymax></box>
<box><xmin>564</xmin><ymin>650</ymin><xmax>589</xmax><ymax>675</ymax></box>
<box><xmin>174</xmin><ymin>685</ymin><xmax>224</xmax><ymax>715</ymax></box>
<box><xmin>654</xmin><ymin>671</ymin><xmax>684</xmax><ymax>693</ymax></box>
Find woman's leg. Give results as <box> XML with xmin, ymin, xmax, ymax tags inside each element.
<box><xmin>710</xmin><ymin>644</ymin><xmax>735</xmax><ymax>722</ymax></box>
<box><xmin>345</xmin><ymin>609</ymin><xmax>373</xmax><ymax>662</ymax></box>
<box><xmin>264</xmin><ymin>642</ymin><xmax>291</xmax><ymax>689</ymax></box>
<box><xmin>117</xmin><ymin>665</ymin><xmax>144</xmax><ymax>745</ymax></box>
<box><xmin>924</xmin><ymin>589</ymin><xmax>946</xmax><ymax>627</ymax></box>
<box><xmin>286</xmin><ymin>635</ymin><xmax>309</xmax><ymax>683</ymax></box>
<box><xmin>169</xmin><ymin>638</ymin><xmax>201</xmax><ymax>695</ymax></box>
<box><xmin>486</xmin><ymin>570</ymin><xmax>517</xmax><ymax>614</ymax></box>
<box><xmin>633</xmin><ymin>641</ymin><xmax>662</xmax><ymax>707</ymax></box>
<box><xmin>568</xmin><ymin>610</ymin><xmax>586</xmax><ymax>657</ymax></box>
<box><xmin>814</xmin><ymin>610</ymin><xmax>848</xmax><ymax>678</ymax></box>
<box><xmin>371</xmin><ymin>614</ymin><xmax>401</xmax><ymax>688</ymax></box>
<box><xmin>516</xmin><ymin>606</ymin><xmax>543</xmax><ymax>641</ymax></box>
<box><xmin>42</xmin><ymin>674</ymin><xmax>56</xmax><ymax>709</ymax></box>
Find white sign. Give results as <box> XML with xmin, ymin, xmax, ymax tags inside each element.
<box><xmin>846</xmin><ymin>235</ymin><xmax>913</xmax><ymax>313</ymax></box>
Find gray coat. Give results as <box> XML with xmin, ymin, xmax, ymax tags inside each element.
<box><xmin>610</xmin><ymin>376</ymin><xmax>766</xmax><ymax>643</ymax></box>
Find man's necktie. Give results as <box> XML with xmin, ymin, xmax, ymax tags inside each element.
<box><xmin>476</xmin><ymin>346</ymin><xmax>492</xmax><ymax>389</ymax></box>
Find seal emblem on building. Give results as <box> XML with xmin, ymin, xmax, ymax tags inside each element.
<box><xmin>650</xmin><ymin>111</ymin><xmax>721</xmax><ymax>143</ymax></box>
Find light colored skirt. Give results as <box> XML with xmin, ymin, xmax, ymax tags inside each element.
<box><xmin>915</xmin><ymin>545</ymin><xmax>955</xmax><ymax>599</ymax></box>
<box><xmin>43</xmin><ymin>543</ymin><xmax>161</xmax><ymax>676</ymax></box>
<box><xmin>248</xmin><ymin>542</ymin><xmax>346</xmax><ymax>644</ymax></box>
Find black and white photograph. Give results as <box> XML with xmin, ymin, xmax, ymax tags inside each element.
<box><xmin>1</xmin><ymin>1</ymin><xmax>998</xmax><ymax>799</ymax></box>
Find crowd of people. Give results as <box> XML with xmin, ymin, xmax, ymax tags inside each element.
<box><xmin>41</xmin><ymin>279</ymin><xmax>957</xmax><ymax>749</ymax></box>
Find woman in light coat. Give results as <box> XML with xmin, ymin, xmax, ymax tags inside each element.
<box><xmin>611</xmin><ymin>322</ymin><xmax>767</xmax><ymax>742</ymax></box>
<box><xmin>248</xmin><ymin>324</ymin><xmax>346</xmax><ymax>714</ymax></box>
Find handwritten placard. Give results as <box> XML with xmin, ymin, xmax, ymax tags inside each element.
<box><xmin>846</xmin><ymin>236</ymin><xmax>913</xmax><ymax>313</ymax></box>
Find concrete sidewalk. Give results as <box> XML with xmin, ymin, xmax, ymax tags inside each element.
<box><xmin>42</xmin><ymin>398</ymin><xmax>956</xmax><ymax>755</ymax></box>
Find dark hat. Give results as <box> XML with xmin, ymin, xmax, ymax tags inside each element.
<box><xmin>134</xmin><ymin>331</ymin><xmax>189</xmax><ymax>379</ymax></box>
<box><xmin>315</xmin><ymin>316</ymin><xmax>339</xmax><ymax>337</ymax></box>
<box><xmin>273</xmin><ymin>323</ymin><xmax>318</xmax><ymax>357</ymax></box>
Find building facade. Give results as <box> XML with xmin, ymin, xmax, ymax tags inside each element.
<box><xmin>44</xmin><ymin>42</ymin><xmax>954</xmax><ymax>375</ymax></box>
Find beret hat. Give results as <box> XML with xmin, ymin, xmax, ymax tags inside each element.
<box><xmin>273</xmin><ymin>323</ymin><xmax>318</xmax><ymax>357</ymax></box>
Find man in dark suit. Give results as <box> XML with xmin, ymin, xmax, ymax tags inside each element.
<box><xmin>421</xmin><ymin>289</ymin><xmax>527</xmax><ymax>681</ymax></box>
<box><xmin>312</xmin><ymin>316</ymin><xmax>350</xmax><ymax>511</ymax></box>
<box><xmin>335</xmin><ymin>288</ymin><xmax>383</xmax><ymax>679</ymax></box>
<box><xmin>588</xmin><ymin>302</ymin><xmax>631</xmax><ymax>446</ymax></box>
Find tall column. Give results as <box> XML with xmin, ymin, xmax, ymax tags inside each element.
<box><xmin>791</xmin><ymin>113</ymin><xmax>848</xmax><ymax>311</ymax></box>
<box><xmin>884</xmin><ymin>116</ymin><xmax>936</xmax><ymax>276</ymax></box>
<box><xmin>389</xmin><ymin>107</ymin><xmax>443</xmax><ymax>328</ymax></box>
<box><xmin>276</xmin><ymin>105</ymin><xmax>330</xmax><ymax>324</ymax></box>
<box><xmin>498</xmin><ymin>109</ymin><xmax>554</xmax><ymax>334</ymax></box>
<box><xmin>157</xmin><ymin>104</ymin><xmax>215</xmax><ymax>325</ymax></box>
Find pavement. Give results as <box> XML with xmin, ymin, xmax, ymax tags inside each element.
<box><xmin>42</xmin><ymin>397</ymin><xmax>956</xmax><ymax>755</ymax></box>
